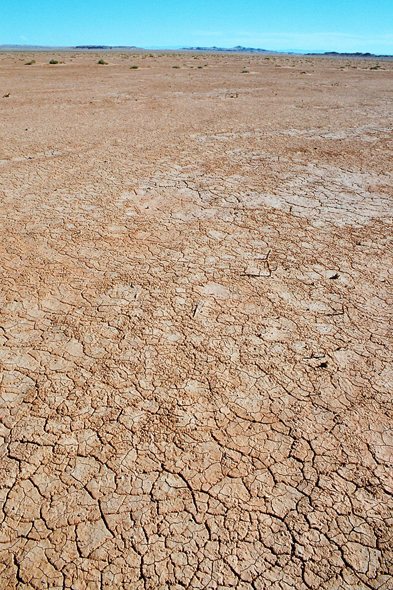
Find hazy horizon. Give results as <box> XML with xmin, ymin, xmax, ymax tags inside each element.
<box><xmin>0</xmin><ymin>44</ymin><xmax>392</xmax><ymax>57</ymax></box>
<box><xmin>1</xmin><ymin>0</ymin><xmax>392</xmax><ymax>55</ymax></box>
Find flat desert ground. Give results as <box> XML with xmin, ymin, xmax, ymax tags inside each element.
<box><xmin>0</xmin><ymin>52</ymin><xmax>393</xmax><ymax>590</ymax></box>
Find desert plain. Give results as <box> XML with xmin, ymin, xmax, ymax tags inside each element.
<box><xmin>0</xmin><ymin>51</ymin><xmax>393</xmax><ymax>589</ymax></box>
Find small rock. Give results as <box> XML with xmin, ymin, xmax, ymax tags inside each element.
<box><xmin>327</xmin><ymin>271</ymin><xmax>339</xmax><ymax>279</ymax></box>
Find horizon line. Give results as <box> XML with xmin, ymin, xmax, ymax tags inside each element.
<box><xmin>0</xmin><ymin>44</ymin><xmax>392</xmax><ymax>57</ymax></box>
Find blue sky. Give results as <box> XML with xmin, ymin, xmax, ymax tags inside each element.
<box><xmin>1</xmin><ymin>0</ymin><xmax>393</xmax><ymax>54</ymax></box>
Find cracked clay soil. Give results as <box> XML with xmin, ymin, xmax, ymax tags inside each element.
<box><xmin>0</xmin><ymin>51</ymin><xmax>393</xmax><ymax>589</ymax></box>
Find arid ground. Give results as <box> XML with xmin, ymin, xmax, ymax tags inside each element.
<box><xmin>0</xmin><ymin>51</ymin><xmax>392</xmax><ymax>589</ymax></box>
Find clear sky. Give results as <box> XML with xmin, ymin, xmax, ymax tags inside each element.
<box><xmin>2</xmin><ymin>0</ymin><xmax>393</xmax><ymax>54</ymax></box>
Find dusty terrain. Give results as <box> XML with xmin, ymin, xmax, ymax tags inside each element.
<box><xmin>0</xmin><ymin>51</ymin><xmax>393</xmax><ymax>589</ymax></box>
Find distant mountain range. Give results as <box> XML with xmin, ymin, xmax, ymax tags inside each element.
<box><xmin>75</xmin><ymin>46</ymin><xmax>137</xmax><ymax>49</ymax></box>
<box><xmin>0</xmin><ymin>45</ymin><xmax>391</xmax><ymax>58</ymax></box>
<box><xmin>308</xmin><ymin>51</ymin><xmax>393</xmax><ymax>58</ymax></box>
<box><xmin>183</xmin><ymin>47</ymin><xmax>392</xmax><ymax>58</ymax></box>
<box><xmin>182</xmin><ymin>46</ymin><xmax>273</xmax><ymax>53</ymax></box>
<box><xmin>0</xmin><ymin>45</ymin><xmax>138</xmax><ymax>51</ymax></box>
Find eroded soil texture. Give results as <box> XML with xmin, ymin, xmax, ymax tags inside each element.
<box><xmin>0</xmin><ymin>52</ymin><xmax>393</xmax><ymax>589</ymax></box>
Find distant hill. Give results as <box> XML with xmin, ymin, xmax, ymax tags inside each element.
<box><xmin>0</xmin><ymin>44</ymin><xmax>65</xmax><ymax>50</ymax></box>
<box><xmin>307</xmin><ymin>51</ymin><xmax>392</xmax><ymax>59</ymax></box>
<box><xmin>75</xmin><ymin>45</ymin><xmax>137</xmax><ymax>50</ymax></box>
<box><xmin>182</xmin><ymin>46</ymin><xmax>276</xmax><ymax>53</ymax></box>
<box><xmin>0</xmin><ymin>44</ymin><xmax>140</xmax><ymax>52</ymax></box>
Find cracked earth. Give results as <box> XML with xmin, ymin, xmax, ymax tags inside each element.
<box><xmin>0</xmin><ymin>52</ymin><xmax>393</xmax><ymax>589</ymax></box>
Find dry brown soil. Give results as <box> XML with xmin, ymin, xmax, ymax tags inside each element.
<box><xmin>0</xmin><ymin>51</ymin><xmax>393</xmax><ymax>590</ymax></box>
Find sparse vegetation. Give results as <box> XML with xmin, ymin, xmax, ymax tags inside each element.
<box><xmin>198</xmin><ymin>66</ymin><xmax>203</xmax><ymax>69</ymax></box>
<box><xmin>49</xmin><ymin>60</ymin><xmax>59</xmax><ymax>65</ymax></box>
<box><xmin>25</xmin><ymin>60</ymin><xmax>36</xmax><ymax>66</ymax></box>
<box><xmin>98</xmin><ymin>59</ymin><xmax>107</xmax><ymax>65</ymax></box>
<box><xmin>242</xmin><ymin>69</ymin><xmax>249</xmax><ymax>73</ymax></box>
<box><xmin>130</xmin><ymin>65</ymin><xmax>138</xmax><ymax>69</ymax></box>
<box><xmin>173</xmin><ymin>65</ymin><xmax>180</xmax><ymax>69</ymax></box>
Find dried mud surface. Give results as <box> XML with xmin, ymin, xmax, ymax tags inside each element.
<box><xmin>0</xmin><ymin>52</ymin><xmax>393</xmax><ymax>589</ymax></box>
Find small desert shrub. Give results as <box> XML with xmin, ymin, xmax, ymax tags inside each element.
<box><xmin>242</xmin><ymin>69</ymin><xmax>249</xmax><ymax>73</ymax></box>
<box><xmin>173</xmin><ymin>65</ymin><xmax>180</xmax><ymax>69</ymax></box>
<box><xmin>370</xmin><ymin>64</ymin><xmax>380</xmax><ymax>70</ymax></box>
<box><xmin>198</xmin><ymin>65</ymin><xmax>203</xmax><ymax>69</ymax></box>
<box><xmin>49</xmin><ymin>60</ymin><xmax>58</xmax><ymax>64</ymax></box>
<box><xmin>98</xmin><ymin>59</ymin><xmax>107</xmax><ymax>65</ymax></box>
<box><xmin>130</xmin><ymin>65</ymin><xmax>138</xmax><ymax>69</ymax></box>
<box><xmin>25</xmin><ymin>60</ymin><xmax>35</xmax><ymax>65</ymax></box>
